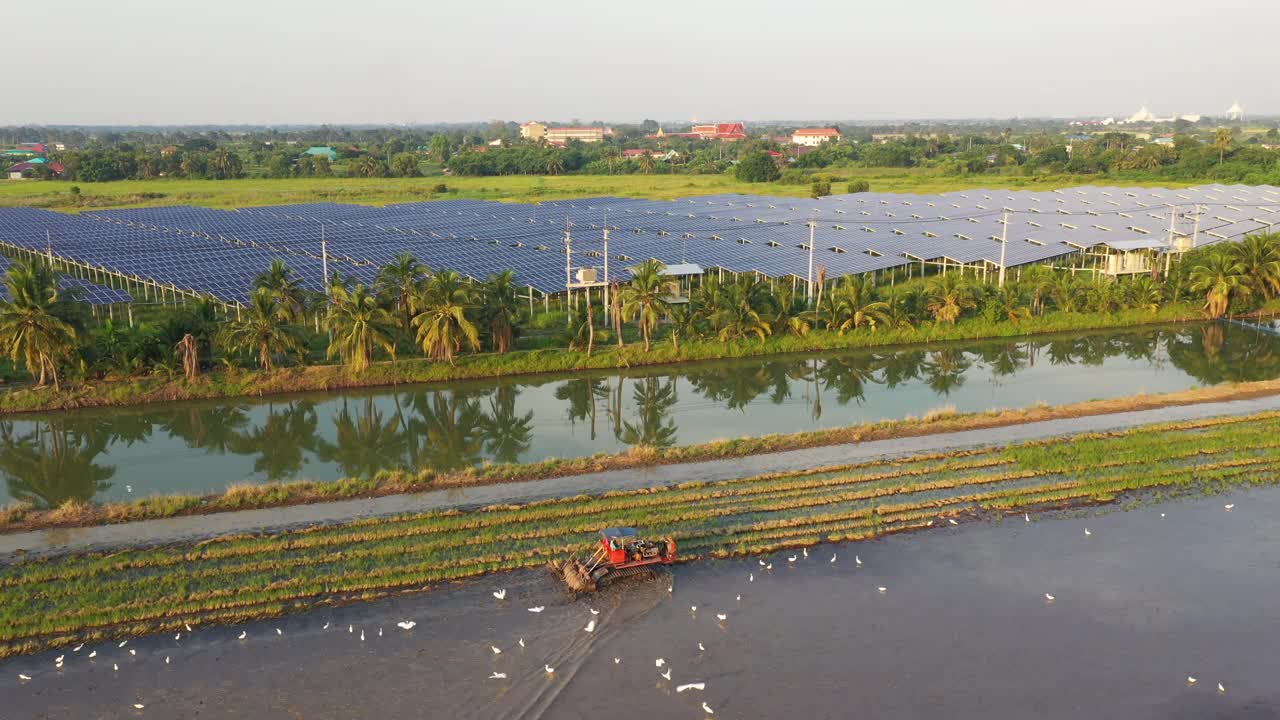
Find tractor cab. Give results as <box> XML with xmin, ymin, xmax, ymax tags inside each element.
<box><xmin>556</xmin><ymin>527</ymin><xmax>677</xmax><ymax>592</ymax></box>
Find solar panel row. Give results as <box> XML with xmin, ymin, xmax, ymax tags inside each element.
<box><xmin>0</xmin><ymin>251</ymin><xmax>133</xmax><ymax>305</ymax></box>
<box><xmin>0</xmin><ymin>184</ymin><xmax>1275</xmax><ymax>306</ymax></box>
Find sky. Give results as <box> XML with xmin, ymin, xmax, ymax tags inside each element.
<box><xmin>6</xmin><ymin>0</ymin><xmax>1277</xmax><ymax>126</ymax></box>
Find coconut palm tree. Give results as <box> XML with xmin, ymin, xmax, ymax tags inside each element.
<box><xmin>986</xmin><ymin>284</ymin><xmax>1031</xmax><ymax>324</ymax></box>
<box><xmin>253</xmin><ymin>260</ymin><xmax>308</xmax><ymax>324</ymax></box>
<box><xmin>1230</xmin><ymin>233</ymin><xmax>1280</xmax><ymax>300</ymax></box>
<box><xmin>1021</xmin><ymin>266</ymin><xmax>1057</xmax><ymax>316</ymax></box>
<box><xmin>375</xmin><ymin>253</ymin><xmax>425</xmax><ymax>332</ymax></box>
<box><xmin>620</xmin><ymin>259</ymin><xmax>675</xmax><ymax>352</ymax></box>
<box><xmin>1189</xmin><ymin>251</ymin><xmax>1251</xmax><ymax>318</ymax></box>
<box><xmin>325</xmin><ymin>283</ymin><xmax>398</xmax><ymax>372</ymax></box>
<box><xmin>924</xmin><ymin>274</ymin><xmax>977</xmax><ymax>324</ymax></box>
<box><xmin>824</xmin><ymin>275</ymin><xmax>890</xmax><ymax>333</ymax></box>
<box><xmin>1214</xmin><ymin>127</ymin><xmax>1234</xmax><ymax>165</ymax></box>
<box><xmin>412</xmin><ymin>269</ymin><xmax>479</xmax><ymax>364</ymax></box>
<box><xmin>1124</xmin><ymin>276</ymin><xmax>1164</xmax><ymax>312</ymax></box>
<box><xmin>479</xmin><ymin>270</ymin><xmax>520</xmax><ymax>353</ymax></box>
<box><xmin>0</xmin><ymin>262</ymin><xmax>79</xmax><ymax>389</ymax></box>
<box><xmin>707</xmin><ymin>275</ymin><xmax>773</xmax><ymax>342</ymax></box>
<box><xmin>219</xmin><ymin>287</ymin><xmax>307</xmax><ymax>370</ymax></box>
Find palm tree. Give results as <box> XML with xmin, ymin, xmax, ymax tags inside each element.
<box><xmin>637</xmin><ymin>153</ymin><xmax>656</xmax><ymax>174</ymax></box>
<box><xmin>986</xmin><ymin>284</ymin><xmax>1031</xmax><ymax>324</ymax></box>
<box><xmin>479</xmin><ymin>270</ymin><xmax>520</xmax><ymax>353</ymax></box>
<box><xmin>620</xmin><ymin>259</ymin><xmax>675</xmax><ymax>352</ymax></box>
<box><xmin>1021</xmin><ymin>266</ymin><xmax>1057</xmax><ymax>316</ymax></box>
<box><xmin>0</xmin><ymin>262</ymin><xmax>78</xmax><ymax>389</ymax></box>
<box><xmin>374</xmin><ymin>253</ymin><xmax>425</xmax><ymax>332</ymax></box>
<box><xmin>325</xmin><ymin>283</ymin><xmax>398</xmax><ymax>372</ymax></box>
<box><xmin>1214</xmin><ymin>127</ymin><xmax>1234</xmax><ymax>165</ymax></box>
<box><xmin>1189</xmin><ymin>251</ymin><xmax>1251</xmax><ymax>319</ymax></box>
<box><xmin>1124</xmin><ymin>276</ymin><xmax>1164</xmax><ymax>312</ymax></box>
<box><xmin>412</xmin><ymin>269</ymin><xmax>479</xmax><ymax>364</ymax></box>
<box><xmin>708</xmin><ymin>276</ymin><xmax>773</xmax><ymax>342</ymax></box>
<box><xmin>1230</xmin><ymin>233</ymin><xmax>1280</xmax><ymax>300</ymax></box>
<box><xmin>219</xmin><ymin>287</ymin><xmax>307</xmax><ymax>370</ymax></box>
<box><xmin>253</xmin><ymin>260</ymin><xmax>308</xmax><ymax>324</ymax></box>
<box><xmin>824</xmin><ymin>275</ymin><xmax>890</xmax><ymax>333</ymax></box>
<box><xmin>924</xmin><ymin>274</ymin><xmax>977</xmax><ymax>325</ymax></box>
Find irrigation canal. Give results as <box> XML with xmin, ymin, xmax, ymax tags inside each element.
<box><xmin>4</xmin><ymin>322</ymin><xmax>1280</xmax><ymax>510</ymax></box>
<box><xmin>3</xmin><ymin>486</ymin><xmax>1276</xmax><ymax>719</ymax></box>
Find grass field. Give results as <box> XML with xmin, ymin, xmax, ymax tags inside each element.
<box><xmin>0</xmin><ymin>170</ymin><xmax>1199</xmax><ymax>212</ymax></box>
<box><xmin>3</xmin><ymin>410</ymin><xmax>1278</xmax><ymax>659</ymax></box>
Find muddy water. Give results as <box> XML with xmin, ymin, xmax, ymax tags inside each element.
<box><xmin>5</xmin><ymin>488</ymin><xmax>1279</xmax><ymax>719</ymax></box>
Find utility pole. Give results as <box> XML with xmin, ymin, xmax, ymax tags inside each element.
<box><xmin>998</xmin><ymin>211</ymin><xmax>1009</xmax><ymax>287</ymax></box>
<box><xmin>564</xmin><ymin>223</ymin><xmax>573</xmax><ymax>312</ymax></box>
<box><xmin>320</xmin><ymin>223</ymin><xmax>329</xmax><ymax>296</ymax></box>
<box><xmin>1192</xmin><ymin>204</ymin><xmax>1201</xmax><ymax>248</ymax></box>
<box><xmin>806</xmin><ymin>219</ymin><xmax>816</xmax><ymax>303</ymax></box>
<box><xmin>1164</xmin><ymin>205</ymin><xmax>1177</xmax><ymax>276</ymax></box>
<box><xmin>602</xmin><ymin>220</ymin><xmax>610</xmax><ymax>325</ymax></box>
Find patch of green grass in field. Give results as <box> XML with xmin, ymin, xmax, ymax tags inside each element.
<box><xmin>0</xmin><ymin>170</ymin><xmax>1199</xmax><ymax>212</ymax></box>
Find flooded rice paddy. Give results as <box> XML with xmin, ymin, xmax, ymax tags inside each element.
<box><xmin>5</xmin><ymin>322</ymin><xmax>1280</xmax><ymax>508</ymax></box>
<box><xmin>4</xmin><ymin>487</ymin><xmax>1277</xmax><ymax>719</ymax></box>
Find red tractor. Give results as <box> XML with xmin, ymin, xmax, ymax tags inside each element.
<box><xmin>558</xmin><ymin>527</ymin><xmax>677</xmax><ymax>592</ymax></box>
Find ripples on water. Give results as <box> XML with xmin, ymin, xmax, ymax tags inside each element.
<box><xmin>3</xmin><ymin>323</ymin><xmax>1280</xmax><ymax>506</ymax></box>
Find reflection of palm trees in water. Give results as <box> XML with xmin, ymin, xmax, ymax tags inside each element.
<box><xmin>921</xmin><ymin>349</ymin><xmax>972</xmax><ymax>396</ymax></box>
<box><xmin>0</xmin><ymin>420</ymin><xmax>115</xmax><ymax>509</ymax></box>
<box><xmin>482</xmin><ymin>385</ymin><xmax>534</xmax><ymax>463</ymax></box>
<box><xmin>1167</xmin><ymin>323</ymin><xmax>1280</xmax><ymax>384</ymax></box>
<box><xmin>616</xmin><ymin>376</ymin><xmax>679</xmax><ymax>448</ymax></box>
<box><xmin>404</xmin><ymin>391</ymin><xmax>487</xmax><ymax>472</ymax></box>
<box><xmin>977</xmin><ymin>342</ymin><xmax>1029</xmax><ymax>382</ymax></box>
<box><xmin>555</xmin><ymin>377</ymin><xmax>609</xmax><ymax>440</ymax></box>
<box><xmin>228</xmin><ymin>401</ymin><xmax>318</xmax><ymax>481</ymax></box>
<box><xmin>816</xmin><ymin>356</ymin><xmax>879</xmax><ymax>405</ymax></box>
<box><xmin>688</xmin><ymin>365</ymin><xmax>771</xmax><ymax>411</ymax></box>
<box><xmin>161</xmin><ymin>405</ymin><xmax>251</xmax><ymax>454</ymax></box>
<box><xmin>315</xmin><ymin>397</ymin><xmax>408</xmax><ymax>478</ymax></box>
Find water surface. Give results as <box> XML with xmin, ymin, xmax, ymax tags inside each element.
<box><xmin>4</xmin><ymin>322</ymin><xmax>1279</xmax><ymax>507</ymax></box>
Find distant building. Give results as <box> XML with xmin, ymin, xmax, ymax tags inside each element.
<box><xmin>6</xmin><ymin>159</ymin><xmax>61</xmax><ymax>179</ymax></box>
<box><xmin>791</xmin><ymin>128</ymin><xmax>841</xmax><ymax>146</ymax></box>
<box><xmin>544</xmin><ymin>126</ymin><xmax>607</xmax><ymax>144</ymax></box>
<box><xmin>302</xmin><ymin>146</ymin><xmax>338</xmax><ymax>161</ymax></box>
<box><xmin>160</xmin><ymin>145</ymin><xmax>180</xmax><ymax>157</ymax></box>
<box><xmin>1226</xmin><ymin>101</ymin><xmax>1244</xmax><ymax>122</ymax></box>
<box><xmin>871</xmin><ymin>133</ymin><xmax>907</xmax><ymax>143</ymax></box>
<box><xmin>15</xmin><ymin>143</ymin><xmax>46</xmax><ymax>155</ymax></box>
<box><xmin>623</xmin><ymin>149</ymin><xmax>681</xmax><ymax>161</ymax></box>
<box><xmin>520</xmin><ymin>121</ymin><xmax>547</xmax><ymax>140</ymax></box>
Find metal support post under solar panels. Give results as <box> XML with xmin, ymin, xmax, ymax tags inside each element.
<box><xmin>564</xmin><ymin>224</ymin><xmax>573</xmax><ymax>315</ymax></box>
<box><xmin>998</xmin><ymin>211</ymin><xmax>1009</xmax><ymax>288</ymax></box>
<box><xmin>1164</xmin><ymin>205</ymin><xmax>1177</xmax><ymax>276</ymax></box>
<box><xmin>602</xmin><ymin>222</ymin><xmax>610</xmax><ymax>325</ymax></box>
<box><xmin>806</xmin><ymin>219</ymin><xmax>816</xmax><ymax>303</ymax></box>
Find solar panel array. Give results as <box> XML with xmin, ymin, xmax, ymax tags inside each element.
<box><xmin>0</xmin><ymin>249</ymin><xmax>133</xmax><ymax>305</ymax></box>
<box><xmin>0</xmin><ymin>184</ymin><xmax>1276</xmax><ymax>306</ymax></box>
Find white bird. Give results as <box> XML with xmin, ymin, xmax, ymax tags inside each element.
<box><xmin>927</xmin><ymin>520</ymin><xmax>934</xmax><ymax>526</ymax></box>
<box><xmin>545</xmin><ymin>664</ymin><xmax>555</xmax><ymax>674</ymax></box>
<box><xmin>493</xmin><ymin>589</ymin><xmax>507</xmax><ymax>600</ymax></box>
<box><xmin>55</xmin><ymin>655</ymin><xmax>64</xmax><ymax>663</ymax></box>
<box><xmin>698</xmin><ymin>642</ymin><xmax>705</xmax><ymax>652</ymax></box>
<box><xmin>323</xmin><ymin>622</ymin><xmax>330</xmax><ymax>630</ymax></box>
<box><xmin>1084</xmin><ymin>528</ymin><xmax>1092</xmax><ymax>536</ymax></box>
<box><xmin>491</xmin><ymin>645</ymin><xmax>502</xmax><ymax>655</ymax></box>
<box><xmin>661</xmin><ymin>668</ymin><xmax>672</xmax><ymax>680</ymax></box>
<box><xmin>1024</xmin><ymin>513</ymin><xmax>1030</xmax><ymax>522</ymax></box>
<box><xmin>126</xmin><ymin>485</ymin><xmax>132</xmax><ymax>493</ymax></box>
<box><xmin>1225</xmin><ymin>504</ymin><xmax>1235</xmax><ymax>511</ymax></box>
<box><xmin>239</xmin><ymin>631</ymin><xmax>247</xmax><ymax>639</ymax></box>
<box><xmin>113</xmin><ymin>663</ymin><xmax>119</xmax><ymax>671</ymax></box>
<box><xmin>702</xmin><ymin>701</ymin><xmax>715</xmax><ymax>714</ymax></box>
<box><xmin>855</xmin><ymin>555</ymin><xmax>862</xmax><ymax>566</ymax></box>
<box><xmin>165</xmin><ymin>656</ymin><xmax>170</xmax><ymax>665</ymax></box>
<box><xmin>174</xmin><ymin>633</ymin><xmax>180</xmax><ymax>641</ymax></box>
<box><xmin>667</xmin><ymin>584</ymin><xmax>673</xmax><ymax>593</ymax></box>
<box><xmin>590</xmin><ymin>608</ymin><xmax>600</xmax><ymax>615</ymax></box>
<box><xmin>716</xmin><ymin>613</ymin><xmax>727</xmax><ymax>621</ymax></box>
<box><xmin>655</xmin><ymin>658</ymin><xmax>666</xmax><ymax>668</ymax></box>
<box><xmin>118</xmin><ymin>640</ymin><xmax>128</xmax><ymax>648</ymax></box>
<box><xmin>397</xmin><ymin>621</ymin><xmax>416</xmax><ymax>630</ymax></box>
<box><xmin>677</xmin><ymin>682</ymin><xmax>706</xmax><ymax>692</ymax></box>
<box><xmin>73</xmin><ymin>644</ymin><xmax>84</xmax><ymax>652</ymax></box>
<box><xmin>276</xmin><ymin>628</ymin><xmax>282</xmax><ymax>636</ymax></box>
<box><xmin>803</xmin><ymin>548</ymin><xmax>809</xmax><ymax>558</ymax></box>
<box><xmin>788</xmin><ymin>555</ymin><xmax>797</xmax><ymax>563</ymax></box>
<box><xmin>489</xmin><ymin>672</ymin><xmax>507</xmax><ymax>679</ymax></box>
<box><xmin>378</xmin><ymin>628</ymin><xmax>383</xmax><ymax>637</ymax></box>
<box><xmin>765</xmin><ymin>563</ymin><xmax>773</xmax><ymax>570</ymax></box>
<box><xmin>1045</xmin><ymin>593</ymin><xmax>1056</xmax><ymax>602</ymax></box>
<box><xmin>360</xmin><ymin>630</ymin><xmax>365</xmax><ymax>642</ymax></box>
<box><xmin>878</xmin><ymin>586</ymin><xmax>887</xmax><ymax>594</ymax></box>
<box><xmin>348</xmin><ymin>625</ymin><xmax>353</xmax><ymax>633</ymax></box>
<box><xmin>614</xmin><ymin>657</ymin><xmax>621</xmax><ymax>664</ymax></box>
<box><xmin>518</xmin><ymin>638</ymin><xmax>525</xmax><ymax>648</ymax></box>
<box><xmin>758</xmin><ymin>560</ymin><xmax>766</xmax><ymax>567</ymax></box>
<box><xmin>735</xmin><ymin>595</ymin><xmax>741</xmax><ymax>602</ymax></box>
<box><xmin>748</xmin><ymin>573</ymin><xmax>754</xmax><ymax>582</ymax></box>
<box><xmin>1187</xmin><ymin>676</ymin><xmax>1197</xmax><ymax>684</ymax></box>
<box><xmin>88</xmin><ymin>651</ymin><xmax>97</xmax><ymax>658</ymax></box>
<box><xmin>948</xmin><ymin>519</ymin><xmax>958</xmax><ymax>526</ymax></box>
<box><xmin>1218</xmin><ymin>682</ymin><xmax>1226</xmax><ymax>693</ymax></box>
<box><xmin>55</xmin><ymin>661</ymin><xmax>63</xmax><ymax>669</ymax></box>
<box><xmin>128</xmin><ymin>649</ymin><xmax>136</xmax><ymax>656</ymax></box>
<box><xmin>1160</xmin><ymin>513</ymin><xmax>1166</xmax><ymax>518</ymax></box>
<box><xmin>690</xmin><ymin>605</ymin><xmax>697</xmax><ymax>613</ymax></box>
<box><xmin>184</xmin><ymin>623</ymin><xmax>192</xmax><ymax>632</ymax></box>
<box><xmin>527</xmin><ymin>606</ymin><xmax>545</xmax><ymax>613</ymax></box>
<box><xmin>584</xmin><ymin>619</ymin><xmax>596</xmax><ymax>633</ymax></box>
<box><xmin>133</xmin><ymin>703</ymin><xmax>144</xmax><ymax>710</ymax></box>
<box><xmin>18</xmin><ymin>674</ymin><xmax>31</xmax><ymax>681</ymax></box>
<box><xmin>830</xmin><ymin>554</ymin><xmax>837</xmax><ymax>563</ymax></box>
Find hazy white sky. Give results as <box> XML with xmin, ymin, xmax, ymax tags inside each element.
<box><xmin>7</xmin><ymin>0</ymin><xmax>1276</xmax><ymax>125</ymax></box>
